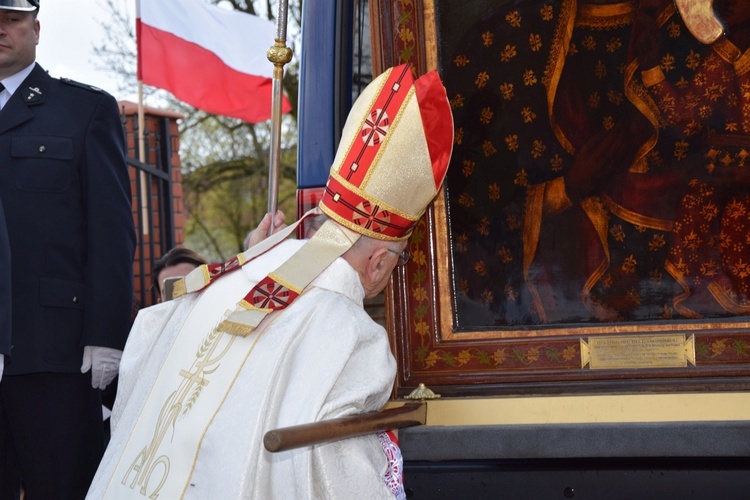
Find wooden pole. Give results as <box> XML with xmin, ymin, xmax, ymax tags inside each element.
<box><xmin>263</xmin><ymin>403</ymin><xmax>426</xmax><ymax>453</ymax></box>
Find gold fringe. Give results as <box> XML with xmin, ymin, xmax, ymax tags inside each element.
<box><xmin>172</xmin><ymin>278</ymin><xmax>187</xmax><ymax>299</ymax></box>
<box><xmin>217</xmin><ymin>320</ymin><xmax>256</xmax><ymax>337</ymax></box>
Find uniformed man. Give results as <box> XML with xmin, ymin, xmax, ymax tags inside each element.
<box><xmin>0</xmin><ymin>1</ymin><xmax>136</xmax><ymax>498</ymax></box>
<box><xmin>0</xmin><ymin>197</ymin><xmax>10</xmax><ymax>386</ymax></box>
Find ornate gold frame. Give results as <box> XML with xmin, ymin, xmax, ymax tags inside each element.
<box><xmin>373</xmin><ymin>0</ymin><xmax>750</xmax><ymax>397</ymax></box>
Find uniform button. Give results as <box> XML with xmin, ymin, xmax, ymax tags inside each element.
<box><xmin>39</xmin><ymin>145</ymin><xmax>46</xmax><ymax>153</ymax></box>
<box><xmin>72</xmin><ymin>296</ymin><xmax>78</xmax><ymax>303</ymax></box>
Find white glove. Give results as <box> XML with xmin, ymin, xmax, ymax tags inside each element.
<box><xmin>80</xmin><ymin>346</ymin><xmax>122</xmax><ymax>390</ymax></box>
<box><xmin>0</xmin><ymin>354</ymin><xmax>4</xmax><ymax>383</ymax></box>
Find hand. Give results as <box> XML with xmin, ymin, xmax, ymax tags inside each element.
<box><xmin>80</xmin><ymin>345</ymin><xmax>122</xmax><ymax>390</ymax></box>
<box><xmin>244</xmin><ymin>211</ymin><xmax>287</xmax><ymax>250</ymax></box>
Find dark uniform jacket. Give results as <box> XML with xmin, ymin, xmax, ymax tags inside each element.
<box><xmin>0</xmin><ymin>197</ymin><xmax>10</xmax><ymax>358</ymax></box>
<box><xmin>0</xmin><ymin>63</ymin><xmax>136</xmax><ymax>375</ymax></box>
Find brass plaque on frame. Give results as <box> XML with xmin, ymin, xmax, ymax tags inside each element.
<box><xmin>581</xmin><ymin>335</ymin><xmax>696</xmax><ymax>370</ymax></box>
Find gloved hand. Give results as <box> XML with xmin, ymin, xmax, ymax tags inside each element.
<box><xmin>80</xmin><ymin>345</ymin><xmax>122</xmax><ymax>390</ymax></box>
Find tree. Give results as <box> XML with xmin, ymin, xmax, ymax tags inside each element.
<box><xmin>93</xmin><ymin>0</ymin><xmax>301</xmax><ymax>262</ymax></box>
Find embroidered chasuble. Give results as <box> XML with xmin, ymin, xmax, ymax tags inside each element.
<box><xmin>89</xmin><ymin>61</ymin><xmax>454</xmax><ymax>500</ymax></box>
<box><xmin>88</xmin><ymin>240</ymin><xmax>397</xmax><ymax>499</ymax></box>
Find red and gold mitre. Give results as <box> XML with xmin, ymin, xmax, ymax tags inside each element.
<box><xmin>319</xmin><ymin>64</ymin><xmax>454</xmax><ymax>240</ymax></box>
<box><xmin>175</xmin><ymin>64</ymin><xmax>454</xmax><ymax>335</ymax></box>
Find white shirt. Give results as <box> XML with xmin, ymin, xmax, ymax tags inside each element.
<box><xmin>0</xmin><ymin>62</ymin><xmax>35</xmax><ymax>109</ymax></box>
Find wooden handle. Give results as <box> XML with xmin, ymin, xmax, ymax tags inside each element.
<box><xmin>263</xmin><ymin>402</ymin><xmax>426</xmax><ymax>452</ymax></box>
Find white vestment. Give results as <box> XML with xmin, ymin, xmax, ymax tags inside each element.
<box><xmin>87</xmin><ymin>240</ymin><xmax>398</xmax><ymax>499</ymax></box>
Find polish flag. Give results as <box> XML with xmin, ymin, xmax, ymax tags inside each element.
<box><xmin>136</xmin><ymin>0</ymin><xmax>291</xmax><ymax>123</ymax></box>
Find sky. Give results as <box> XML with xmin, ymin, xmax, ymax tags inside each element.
<box><xmin>36</xmin><ymin>0</ymin><xmax>138</xmax><ymax>101</ymax></box>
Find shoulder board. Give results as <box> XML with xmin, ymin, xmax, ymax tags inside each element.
<box><xmin>59</xmin><ymin>77</ymin><xmax>106</xmax><ymax>93</ymax></box>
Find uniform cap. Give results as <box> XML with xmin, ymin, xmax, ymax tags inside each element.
<box><xmin>319</xmin><ymin>64</ymin><xmax>454</xmax><ymax>240</ymax></box>
<box><xmin>0</xmin><ymin>0</ymin><xmax>38</xmax><ymax>11</ymax></box>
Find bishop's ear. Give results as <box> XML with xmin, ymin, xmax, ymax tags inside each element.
<box><xmin>365</xmin><ymin>247</ymin><xmax>392</xmax><ymax>281</ymax></box>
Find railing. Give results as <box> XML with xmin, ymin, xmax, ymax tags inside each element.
<box><xmin>119</xmin><ymin>106</ymin><xmax>182</xmax><ymax>312</ymax></box>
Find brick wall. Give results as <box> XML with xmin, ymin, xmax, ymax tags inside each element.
<box><xmin>118</xmin><ymin>101</ymin><xmax>184</xmax><ymax>310</ymax></box>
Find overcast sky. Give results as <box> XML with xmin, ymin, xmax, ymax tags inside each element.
<box><xmin>36</xmin><ymin>0</ymin><xmax>137</xmax><ymax>100</ymax></box>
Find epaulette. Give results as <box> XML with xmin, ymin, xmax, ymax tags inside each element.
<box><xmin>59</xmin><ymin>77</ymin><xmax>106</xmax><ymax>93</ymax></box>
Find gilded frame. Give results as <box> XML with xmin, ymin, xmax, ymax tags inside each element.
<box><xmin>372</xmin><ymin>0</ymin><xmax>750</xmax><ymax>396</ymax></box>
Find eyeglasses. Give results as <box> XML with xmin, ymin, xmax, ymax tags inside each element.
<box><xmin>387</xmin><ymin>248</ymin><xmax>412</xmax><ymax>267</ymax></box>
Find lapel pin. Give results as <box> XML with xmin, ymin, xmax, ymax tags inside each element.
<box><xmin>26</xmin><ymin>86</ymin><xmax>42</xmax><ymax>101</ymax></box>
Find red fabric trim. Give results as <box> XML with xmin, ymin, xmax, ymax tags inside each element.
<box><xmin>338</xmin><ymin>64</ymin><xmax>414</xmax><ymax>187</ymax></box>
<box><xmin>137</xmin><ymin>23</ymin><xmax>291</xmax><ymax>123</ymax></box>
<box><xmin>206</xmin><ymin>256</ymin><xmax>243</xmax><ymax>282</ymax></box>
<box><xmin>414</xmin><ymin>70</ymin><xmax>454</xmax><ymax>190</ymax></box>
<box><xmin>386</xmin><ymin>429</ymin><xmax>399</xmax><ymax>445</ymax></box>
<box><xmin>321</xmin><ymin>176</ymin><xmax>415</xmax><ymax>238</ymax></box>
<box><xmin>246</xmin><ymin>276</ymin><xmax>300</xmax><ymax>311</ymax></box>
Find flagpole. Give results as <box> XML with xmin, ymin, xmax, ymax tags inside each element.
<box><xmin>135</xmin><ymin>0</ymin><xmax>148</xmax><ymax>236</ymax></box>
<box><xmin>137</xmin><ymin>80</ymin><xmax>149</xmax><ymax>236</ymax></box>
<box><xmin>266</xmin><ymin>0</ymin><xmax>293</xmax><ymax>235</ymax></box>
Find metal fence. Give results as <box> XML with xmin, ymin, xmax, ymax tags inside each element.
<box><xmin>121</xmin><ymin>108</ymin><xmax>181</xmax><ymax>311</ymax></box>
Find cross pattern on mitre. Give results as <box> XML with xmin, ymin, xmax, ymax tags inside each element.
<box><xmin>361</xmin><ymin>108</ymin><xmax>390</xmax><ymax>146</ymax></box>
<box><xmin>324</xmin><ymin>176</ymin><xmax>414</xmax><ymax>238</ymax></box>
<box><xmin>352</xmin><ymin>201</ymin><xmax>392</xmax><ymax>234</ymax></box>
<box><xmin>339</xmin><ymin>66</ymin><xmax>411</xmax><ymax>187</ymax></box>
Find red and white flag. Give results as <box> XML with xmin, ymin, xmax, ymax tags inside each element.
<box><xmin>136</xmin><ymin>0</ymin><xmax>291</xmax><ymax>123</ymax></box>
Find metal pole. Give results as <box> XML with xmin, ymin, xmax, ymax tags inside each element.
<box><xmin>137</xmin><ymin>81</ymin><xmax>149</xmax><ymax>236</ymax></box>
<box><xmin>266</xmin><ymin>0</ymin><xmax>293</xmax><ymax>235</ymax></box>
